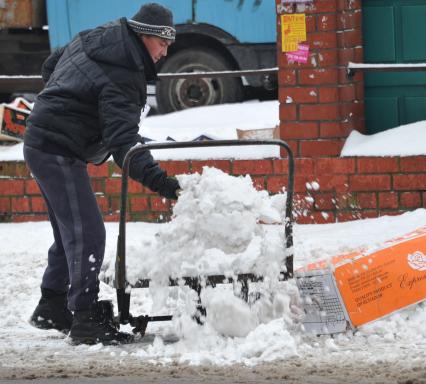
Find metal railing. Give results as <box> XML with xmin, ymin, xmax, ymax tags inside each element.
<box><xmin>347</xmin><ymin>62</ymin><xmax>426</xmax><ymax>77</ymax></box>
<box><xmin>114</xmin><ymin>139</ymin><xmax>294</xmax><ymax>333</ymax></box>
<box><xmin>0</xmin><ymin>67</ymin><xmax>279</xmax><ymax>94</ymax></box>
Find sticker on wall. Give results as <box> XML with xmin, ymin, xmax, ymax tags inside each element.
<box><xmin>286</xmin><ymin>43</ymin><xmax>309</xmax><ymax>63</ymax></box>
<box><xmin>281</xmin><ymin>13</ymin><xmax>307</xmax><ymax>52</ymax></box>
<box><xmin>277</xmin><ymin>0</ymin><xmax>313</xmax><ymax>14</ymax></box>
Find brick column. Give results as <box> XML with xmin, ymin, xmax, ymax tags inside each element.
<box><xmin>276</xmin><ymin>0</ymin><xmax>365</xmax><ymax>158</ymax></box>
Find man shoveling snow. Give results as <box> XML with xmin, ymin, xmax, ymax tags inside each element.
<box><xmin>24</xmin><ymin>3</ymin><xmax>180</xmax><ymax>345</ymax></box>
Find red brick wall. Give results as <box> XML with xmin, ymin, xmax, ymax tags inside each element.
<box><xmin>276</xmin><ymin>0</ymin><xmax>365</xmax><ymax>157</ymax></box>
<box><xmin>1</xmin><ymin>157</ymin><xmax>425</xmax><ymax>223</ymax></box>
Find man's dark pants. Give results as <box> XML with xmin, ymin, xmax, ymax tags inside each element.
<box><xmin>24</xmin><ymin>145</ymin><xmax>105</xmax><ymax>311</ymax></box>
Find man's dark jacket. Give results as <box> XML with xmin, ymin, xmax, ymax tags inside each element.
<box><xmin>25</xmin><ymin>18</ymin><xmax>178</xmax><ymax>198</ymax></box>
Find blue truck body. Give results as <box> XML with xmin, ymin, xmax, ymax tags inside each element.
<box><xmin>46</xmin><ymin>0</ymin><xmax>276</xmax><ymax>49</ymax></box>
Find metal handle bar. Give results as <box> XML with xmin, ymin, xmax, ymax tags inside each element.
<box><xmin>115</xmin><ymin>139</ymin><xmax>295</xmax><ymax>292</ymax></box>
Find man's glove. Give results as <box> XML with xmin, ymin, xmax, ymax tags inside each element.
<box><xmin>160</xmin><ymin>176</ymin><xmax>181</xmax><ymax>200</ymax></box>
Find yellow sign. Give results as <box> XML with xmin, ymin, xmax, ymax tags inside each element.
<box><xmin>281</xmin><ymin>14</ymin><xmax>307</xmax><ymax>52</ymax></box>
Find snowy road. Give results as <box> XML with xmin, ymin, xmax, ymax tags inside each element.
<box><xmin>0</xmin><ymin>355</ymin><xmax>424</xmax><ymax>383</ymax></box>
<box><xmin>1</xmin><ymin>211</ymin><xmax>425</xmax><ymax>383</ymax></box>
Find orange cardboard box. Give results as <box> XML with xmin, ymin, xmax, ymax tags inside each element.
<box><xmin>296</xmin><ymin>226</ymin><xmax>426</xmax><ymax>334</ymax></box>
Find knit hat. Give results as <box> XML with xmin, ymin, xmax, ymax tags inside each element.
<box><xmin>128</xmin><ymin>3</ymin><xmax>176</xmax><ymax>41</ymax></box>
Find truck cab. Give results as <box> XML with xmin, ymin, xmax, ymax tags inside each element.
<box><xmin>2</xmin><ymin>0</ymin><xmax>277</xmax><ymax>112</ymax></box>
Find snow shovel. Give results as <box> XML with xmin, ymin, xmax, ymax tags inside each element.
<box><xmin>114</xmin><ymin>139</ymin><xmax>295</xmax><ymax>336</ymax></box>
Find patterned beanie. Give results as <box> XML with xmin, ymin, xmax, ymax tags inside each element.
<box><xmin>128</xmin><ymin>3</ymin><xmax>176</xmax><ymax>41</ymax></box>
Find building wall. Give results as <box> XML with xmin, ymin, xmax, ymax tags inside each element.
<box><xmin>276</xmin><ymin>0</ymin><xmax>365</xmax><ymax>157</ymax></box>
<box><xmin>270</xmin><ymin>0</ymin><xmax>425</xmax><ymax>221</ymax></box>
<box><xmin>1</xmin><ymin>157</ymin><xmax>425</xmax><ymax>223</ymax></box>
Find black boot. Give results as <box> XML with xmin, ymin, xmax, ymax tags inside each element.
<box><xmin>30</xmin><ymin>288</ymin><xmax>73</xmax><ymax>334</ymax></box>
<box><xmin>69</xmin><ymin>300</ymin><xmax>134</xmax><ymax>345</ymax></box>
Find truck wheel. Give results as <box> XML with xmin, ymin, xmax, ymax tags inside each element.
<box><xmin>156</xmin><ymin>48</ymin><xmax>243</xmax><ymax>114</ymax></box>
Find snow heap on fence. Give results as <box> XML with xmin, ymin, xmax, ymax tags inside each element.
<box><xmin>116</xmin><ymin>167</ymin><xmax>288</xmax><ymax>283</ymax></box>
<box><xmin>104</xmin><ymin>166</ymin><xmax>293</xmax><ymax>336</ymax></box>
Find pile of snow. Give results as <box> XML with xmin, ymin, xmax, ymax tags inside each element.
<box><xmin>108</xmin><ymin>167</ymin><xmax>287</xmax><ymax>281</ymax></box>
<box><xmin>103</xmin><ymin>167</ymin><xmax>289</xmax><ymax>333</ymax></box>
<box><xmin>341</xmin><ymin>120</ymin><xmax>426</xmax><ymax>157</ymax></box>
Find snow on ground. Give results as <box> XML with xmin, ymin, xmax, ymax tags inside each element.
<box><xmin>1</xmin><ymin>99</ymin><xmax>425</xmax><ymax>161</ymax></box>
<box><xmin>0</xmin><ymin>100</ymin><xmax>280</xmax><ymax>161</ymax></box>
<box><xmin>341</xmin><ymin>120</ymin><xmax>426</xmax><ymax>157</ymax></box>
<box><xmin>0</xmin><ymin>167</ymin><xmax>425</xmax><ymax>382</ymax></box>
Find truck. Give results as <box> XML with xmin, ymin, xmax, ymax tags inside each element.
<box><xmin>1</xmin><ymin>0</ymin><xmax>277</xmax><ymax>113</ymax></box>
<box><xmin>0</xmin><ymin>0</ymin><xmax>50</xmax><ymax>101</ymax></box>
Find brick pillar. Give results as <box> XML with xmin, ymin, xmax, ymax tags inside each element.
<box><xmin>276</xmin><ymin>0</ymin><xmax>365</xmax><ymax>158</ymax></box>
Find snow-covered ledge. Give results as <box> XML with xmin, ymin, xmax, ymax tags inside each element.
<box><xmin>341</xmin><ymin>120</ymin><xmax>426</xmax><ymax>157</ymax></box>
<box><xmin>347</xmin><ymin>62</ymin><xmax>426</xmax><ymax>76</ymax></box>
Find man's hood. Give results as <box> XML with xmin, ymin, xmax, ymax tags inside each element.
<box><xmin>80</xmin><ymin>18</ymin><xmax>157</xmax><ymax>81</ymax></box>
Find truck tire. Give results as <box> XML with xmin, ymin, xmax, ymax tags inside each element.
<box><xmin>156</xmin><ymin>48</ymin><xmax>243</xmax><ymax>114</ymax></box>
